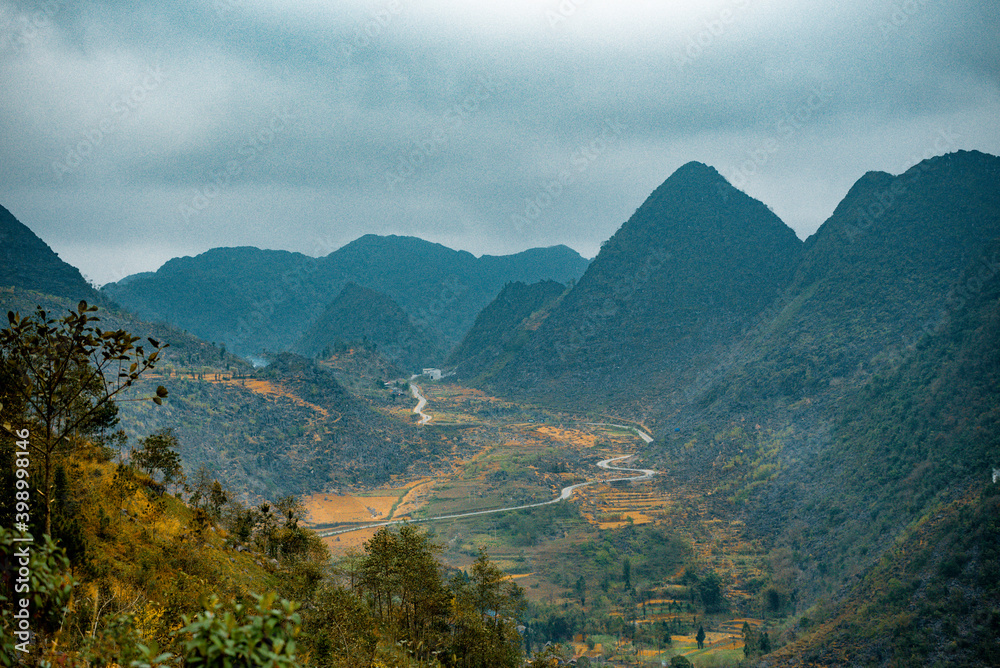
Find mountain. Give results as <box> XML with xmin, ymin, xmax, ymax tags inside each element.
<box><xmin>0</xmin><ymin>204</ymin><xmax>98</xmax><ymax>302</ymax></box>
<box><xmin>481</xmin><ymin>161</ymin><xmax>803</xmax><ymax>412</ymax></box>
<box><xmin>102</xmin><ymin>236</ymin><xmax>590</xmax><ymax>358</ymax></box>
<box><xmin>446</xmin><ymin>279</ymin><xmax>568</xmax><ymax>382</ymax></box>
<box><xmin>761</xmin><ymin>238</ymin><xmax>1000</xmax><ymax>666</ymax></box>
<box><xmin>292</xmin><ymin>282</ymin><xmax>444</xmax><ymax>372</ymax></box>
<box><xmin>701</xmin><ymin>150</ymin><xmax>1000</xmax><ymax>413</ymax></box>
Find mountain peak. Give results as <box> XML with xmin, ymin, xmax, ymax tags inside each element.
<box><xmin>670</xmin><ymin>160</ymin><xmax>726</xmax><ymax>183</ymax></box>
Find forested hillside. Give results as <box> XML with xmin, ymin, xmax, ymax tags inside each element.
<box><xmin>293</xmin><ymin>282</ymin><xmax>445</xmax><ymax>373</ymax></box>
<box><xmin>447</xmin><ymin>279</ymin><xmax>567</xmax><ymax>383</ymax></box>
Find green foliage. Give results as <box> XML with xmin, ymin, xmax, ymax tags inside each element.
<box><xmin>450</xmin><ymin>547</ymin><xmax>527</xmax><ymax>668</ymax></box>
<box><xmin>176</xmin><ymin>593</ymin><xmax>301</xmax><ymax>667</ymax></box>
<box><xmin>300</xmin><ymin>585</ymin><xmax>377</xmax><ymax>668</ymax></box>
<box><xmin>0</xmin><ymin>527</ymin><xmax>74</xmax><ymax>664</ymax></box>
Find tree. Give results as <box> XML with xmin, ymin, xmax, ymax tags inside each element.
<box><xmin>0</xmin><ymin>303</ymin><xmax>167</xmax><ymax>534</ymax></box>
<box><xmin>300</xmin><ymin>585</ymin><xmax>376</xmax><ymax>668</ymax></box>
<box><xmin>133</xmin><ymin>428</ymin><xmax>183</xmax><ymax>489</ymax></box>
<box><xmin>451</xmin><ymin>547</ymin><xmax>526</xmax><ymax>668</ymax></box>
<box><xmin>358</xmin><ymin>525</ymin><xmax>451</xmax><ymax>662</ymax></box>
<box><xmin>165</xmin><ymin>593</ymin><xmax>300</xmax><ymax>666</ymax></box>
<box><xmin>528</xmin><ymin>643</ymin><xmax>566</xmax><ymax>668</ymax></box>
<box><xmin>622</xmin><ymin>557</ymin><xmax>632</xmax><ymax>590</ymax></box>
<box><xmin>575</xmin><ymin>575</ymin><xmax>587</xmax><ymax>606</ymax></box>
<box><xmin>697</xmin><ymin>570</ymin><xmax>726</xmax><ymax>613</ymax></box>
<box><xmin>743</xmin><ymin>621</ymin><xmax>756</xmax><ymax>657</ymax></box>
<box><xmin>696</xmin><ymin>624</ymin><xmax>706</xmax><ymax>650</ymax></box>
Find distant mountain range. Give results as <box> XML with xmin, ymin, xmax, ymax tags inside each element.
<box><xmin>0</xmin><ymin>211</ymin><xmax>451</xmax><ymax>498</ymax></box>
<box><xmin>101</xmin><ymin>235</ymin><xmax>590</xmax><ymax>367</ymax></box>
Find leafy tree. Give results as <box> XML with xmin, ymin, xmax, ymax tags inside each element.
<box><xmin>622</xmin><ymin>557</ymin><xmax>632</xmax><ymax>589</ymax></box>
<box><xmin>696</xmin><ymin>624</ymin><xmax>706</xmax><ymax>650</ymax></box>
<box><xmin>133</xmin><ymin>428</ymin><xmax>183</xmax><ymax>489</ymax></box>
<box><xmin>0</xmin><ymin>302</ymin><xmax>167</xmax><ymax>534</ymax></box>
<box><xmin>133</xmin><ymin>592</ymin><xmax>301</xmax><ymax>667</ymax></box>
<box><xmin>697</xmin><ymin>570</ymin><xmax>726</xmax><ymax>613</ymax></box>
<box><xmin>450</xmin><ymin>547</ymin><xmax>526</xmax><ymax>668</ymax></box>
<box><xmin>743</xmin><ymin>621</ymin><xmax>756</xmax><ymax>657</ymax></box>
<box><xmin>527</xmin><ymin>643</ymin><xmax>567</xmax><ymax>668</ymax></box>
<box><xmin>575</xmin><ymin>574</ymin><xmax>586</xmax><ymax>606</ymax></box>
<box><xmin>0</xmin><ymin>527</ymin><xmax>75</xmax><ymax>663</ymax></box>
<box><xmin>358</xmin><ymin>525</ymin><xmax>451</xmax><ymax>661</ymax></box>
<box><xmin>300</xmin><ymin>585</ymin><xmax>376</xmax><ymax>668</ymax></box>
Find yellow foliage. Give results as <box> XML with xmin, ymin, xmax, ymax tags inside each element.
<box><xmin>134</xmin><ymin>600</ymin><xmax>165</xmax><ymax>641</ymax></box>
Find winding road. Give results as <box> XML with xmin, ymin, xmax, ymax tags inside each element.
<box><xmin>408</xmin><ymin>374</ymin><xmax>432</xmax><ymax>425</ymax></box>
<box><xmin>316</xmin><ymin>454</ymin><xmax>657</xmax><ymax>538</ymax></box>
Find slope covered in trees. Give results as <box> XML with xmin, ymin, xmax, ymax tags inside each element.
<box><xmin>293</xmin><ymin>282</ymin><xmax>445</xmax><ymax>373</ymax></box>
<box><xmin>447</xmin><ymin>279</ymin><xmax>568</xmax><ymax>383</ymax></box>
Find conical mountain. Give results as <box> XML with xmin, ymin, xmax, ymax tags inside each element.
<box><xmin>293</xmin><ymin>282</ymin><xmax>444</xmax><ymax>372</ymax></box>
<box><xmin>486</xmin><ymin>161</ymin><xmax>803</xmax><ymax>410</ymax></box>
<box><xmin>0</xmin><ymin>204</ymin><xmax>98</xmax><ymax>301</ymax></box>
<box><xmin>447</xmin><ymin>279</ymin><xmax>568</xmax><ymax>382</ymax></box>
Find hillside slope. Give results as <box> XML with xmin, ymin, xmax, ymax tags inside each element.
<box><xmin>293</xmin><ymin>282</ymin><xmax>445</xmax><ymax>372</ymax></box>
<box><xmin>0</xmin><ymin>204</ymin><xmax>99</xmax><ymax>302</ymax></box>
<box><xmin>446</xmin><ymin>279</ymin><xmax>568</xmax><ymax>383</ymax></box>
<box><xmin>760</xmin><ymin>238</ymin><xmax>1000</xmax><ymax>666</ymax></box>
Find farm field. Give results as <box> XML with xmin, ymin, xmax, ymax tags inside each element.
<box><xmin>298</xmin><ymin>375</ymin><xmax>776</xmax><ymax>666</ymax></box>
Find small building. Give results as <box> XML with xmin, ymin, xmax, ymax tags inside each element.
<box><xmin>422</xmin><ymin>368</ymin><xmax>442</xmax><ymax>380</ymax></box>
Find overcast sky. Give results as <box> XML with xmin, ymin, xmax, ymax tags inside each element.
<box><xmin>1</xmin><ymin>0</ymin><xmax>997</xmax><ymax>285</ymax></box>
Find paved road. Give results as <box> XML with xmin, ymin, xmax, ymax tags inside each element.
<box><xmin>316</xmin><ymin>454</ymin><xmax>656</xmax><ymax>538</ymax></box>
<box><xmin>408</xmin><ymin>374</ymin><xmax>431</xmax><ymax>425</ymax></box>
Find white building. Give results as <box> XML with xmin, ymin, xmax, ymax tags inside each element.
<box><xmin>422</xmin><ymin>368</ymin><xmax>442</xmax><ymax>380</ymax></box>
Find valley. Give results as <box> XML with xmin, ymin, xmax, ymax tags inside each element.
<box><xmin>298</xmin><ymin>372</ymin><xmax>770</xmax><ymax>665</ymax></box>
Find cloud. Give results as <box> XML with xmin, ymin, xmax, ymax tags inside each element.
<box><xmin>1</xmin><ymin>0</ymin><xmax>997</xmax><ymax>284</ymax></box>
